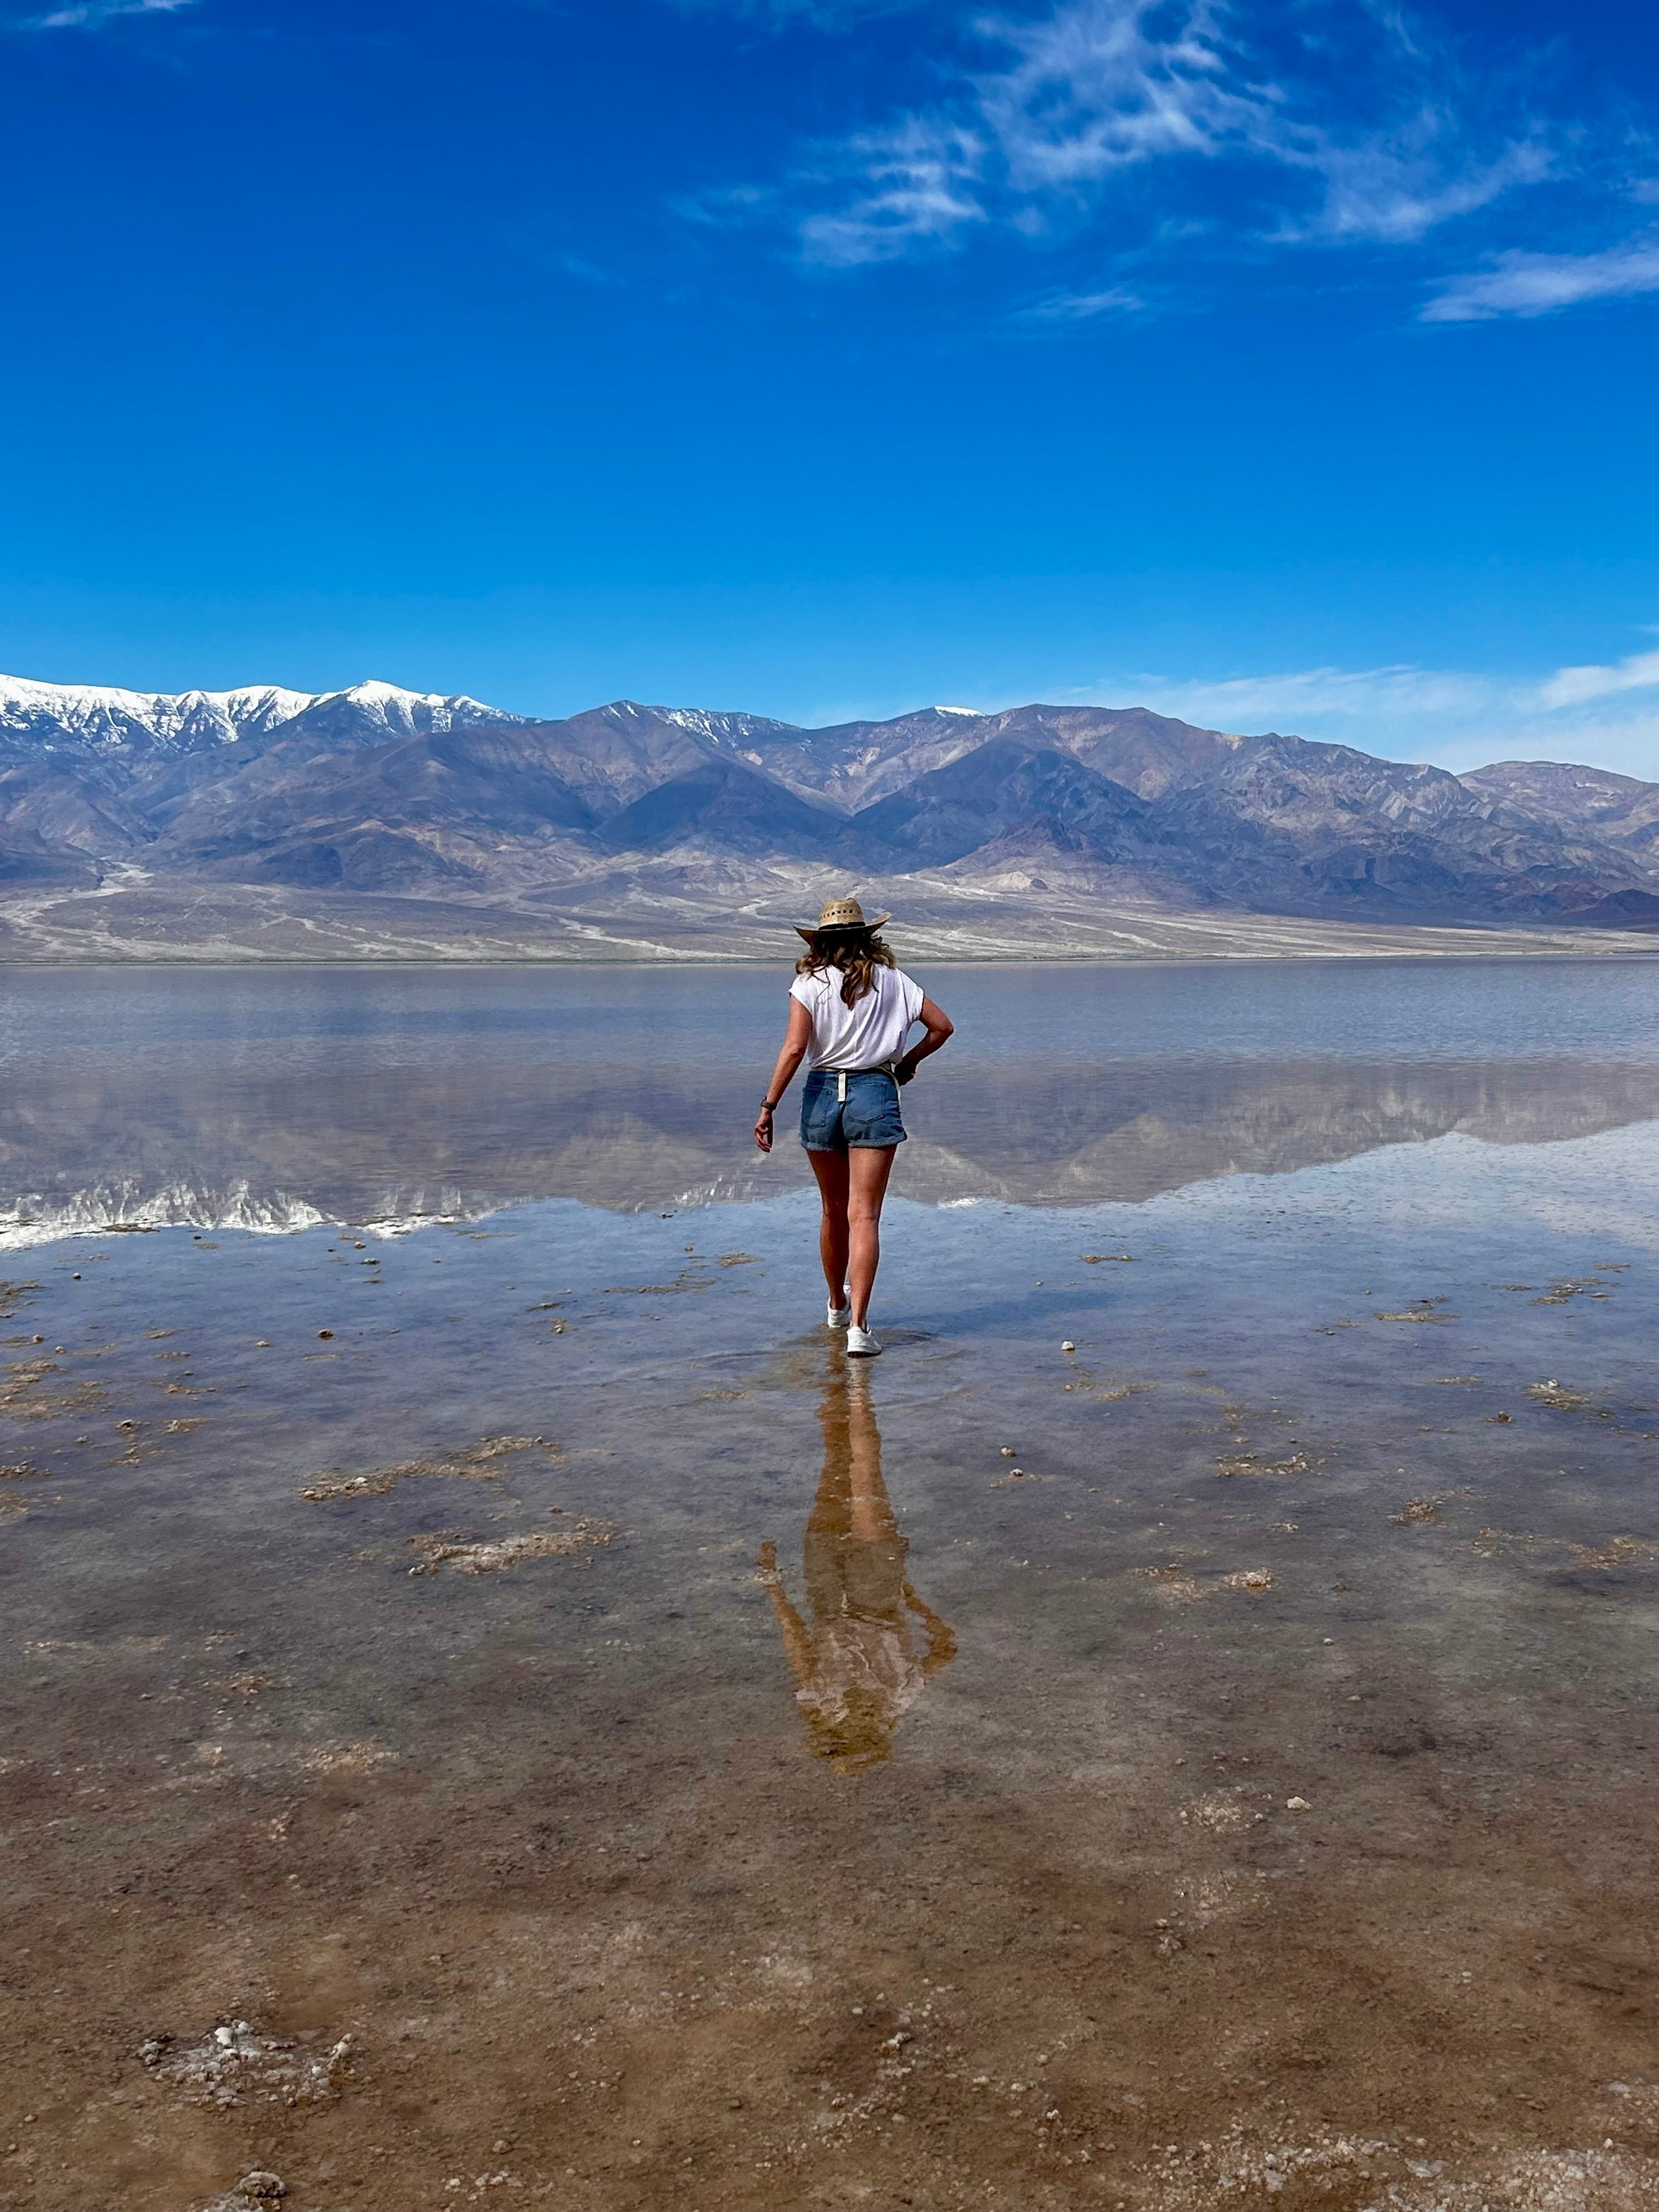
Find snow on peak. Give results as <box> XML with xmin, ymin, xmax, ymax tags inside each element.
<box><xmin>656</xmin><ymin>706</ymin><xmax>799</xmax><ymax>743</ymax></box>
<box><xmin>323</xmin><ymin>680</ymin><xmax>521</xmax><ymax>733</ymax></box>
<box><xmin>933</xmin><ymin>704</ymin><xmax>981</xmax><ymax>717</ymax></box>
<box><xmin>0</xmin><ymin>671</ymin><xmax>524</xmax><ymax>752</ymax></box>
<box><xmin>0</xmin><ymin>672</ymin><xmax>319</xmax><ymax>750</ymax></box>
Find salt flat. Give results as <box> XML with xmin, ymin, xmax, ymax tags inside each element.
<box><xmin>2</xmin><ymin>959</ymin><xmax>1657</xmax><ymax>2211</ymax></box>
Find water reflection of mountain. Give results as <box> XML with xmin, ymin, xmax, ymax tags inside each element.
<box><xmin>2</xmin><ymin>1056</ymin><xmax>1655</xmax><ymax>1239</ymax></box>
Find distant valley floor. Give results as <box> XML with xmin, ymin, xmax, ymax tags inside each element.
<box><xmin>2</xmin><ymin>868</ymin><xmax>1655</xmax><ymax>964</ymax></box>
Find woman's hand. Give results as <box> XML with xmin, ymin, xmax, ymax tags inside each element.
<box><xmin>894</xmin><ymin>996</ymin><xmax>953</xmax><ymax>1087</ymax></box>
<box><xmin>757</xmin><ymin>1002</ymin><xmax>811</xmax><ymax>1154</ymax></box>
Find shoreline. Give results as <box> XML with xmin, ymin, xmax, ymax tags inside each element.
<box><xmin>4</xmin><ymin>935</ymin><xmax>1657</xmax><ymax>968</ymax></box>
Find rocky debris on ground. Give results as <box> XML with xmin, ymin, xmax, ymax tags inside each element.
<box><xmin>301</xmin><ymin>1434</ymin><xmax>556</xmax><ymax>1502</ymax></box>
<box><xmin>1393</xmin><ymin>1496</ymin><xmax>1446</xmax><ymax>1524</ymax></box>
<box><xmin>1142</xmin><ymin>1563</ymin><xmax>1273</xmax><ymax>1604</ymax></box>
<box><xmin>1121</xmin><ymin>2128</ymin><xmax>1659</xmax><ymax>2210</ymax></box>
<box><xmin>1527</xmin><ymin>1378</ymin><xmax>1609</xmax><ymax>1413</ymax></box>
<box><xmin>200</xmin><ymin>2175</ymin><xmax>287</xmax><ymax>2210</ymax></box>
<box><xmin>0</xmin><ymin>1356</ymin><xmax>103</xmax><ymax>1418</ymax></box>
<box><xmin>1179</xmin><ymin>1787</ymin><xmax>1259</xmax><ymax>1832</ymax></box>
<box><xmin>406</xmin><ymin>1518</ymin><xmax>615</xmax><ymax>1577</ymax></box>
<box><xmin>1059</xmin><ymin>1368</ymin><xmax>1152</xmax><ymax>1401</ymax></box>
<box><xmin>139</xmin><ymin>2021</ymin><xmax>352</xmax><ymax>2108</ymax></box>
<box><xmin>1567</xmin><ymin>1535</ymin><xmax>1653</xmax><ymax>1571</ymax></box>
<box><xmin>303</xmin><ymin>1741</ymin><xmax>397</xmax><ymax>1774</ymax></box>
<box><xmin>1215</xmin><ymin>1450</ymin><xmax>1312</xmax><ymax>1479</ymax></box>
<box><xmin>1469</xmin><ymin>1525</ymin><xmax>1652</xmax><ymax>1573</ymax></box>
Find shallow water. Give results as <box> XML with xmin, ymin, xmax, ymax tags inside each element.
<box><xmin>2</xmin><ymin>959</ymin><xmax>1658</xmax><ymax>2212</ymax></box>
<box><xmin>2</xmin><ymin>956</ymin><xmax>1657</xmax><ymax>1228</ymax></box>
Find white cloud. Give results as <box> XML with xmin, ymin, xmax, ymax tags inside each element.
<box><xmin>1155</xmin><ymin>662</ymin><xmax>1501</xmax><ymax>729</ymax></box>
<box><xmin>678</xmin><ymin>0</ymin><xmax>919</xmax><ymax>23</ymax></box>
<box><xmin>793</xmin><ymin>0</ymin><xmax>1552</xmax><ymax>267</ymax></box>
<box><xmin>30</xmin><ymin>0</ymin><xmax>193</xmax><ymax>21</ymax></box>
<box><xmin>1539</xmin><ymin>647</ymin><xmax>1659</xmax><ymax>709</ymax></box>
<box><xmin>976</xmin><ymin>0</ymin><xmax>1261</xmax><ymax>190</ymax></box>
<box><xmin>799</xmin><ymin>120</ymin><xmax>988</xmax><ymax>265</ymax></box>
<box><xmin>1290</xmin><ymin>128</ymin><xmax>1551</xmax><ymax>246</ymax></box>
<box><xmin>30</xmin><ymin>0</ymin><xmax>193</xmax><ymax>22</ymax></box>
<box><xmin>671</xmin><ymin>182</ymin><xmax>776</xmax><ymax>229</ymax></box>
<box><xmin>1012</xmin><ymin>283</ymin><xmax>1145</xmax><ymax>320</ymax></box>
<box><xmin>1102</xmin><ymin>652</ymin><xmax>1659</xmax><ymax>781</ymax></box>
<box><xmin>1423</xmin><ymin>230</ymin><xmax>1659</xmax><ymax>320</ymax></box>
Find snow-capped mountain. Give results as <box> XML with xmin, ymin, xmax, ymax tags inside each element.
<box><xmin>0</xmin><ymin>673</ymin><xmax>525</xmax><ymax>758</ymax></box>
<box><xmin>2</xmin><ymin>669</ymin><xmax>1656</xmax><ymax>932</ymax></box>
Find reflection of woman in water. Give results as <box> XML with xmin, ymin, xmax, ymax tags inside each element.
<box><xmin>756</xmin><ymin>1356</ymin><xmax>956</xmax><ymax>1774</ymax></box>
<box><xmin>753</xmin><ymin>898</ymin><xmax>953</xmax><ymax>1359</ymax></box>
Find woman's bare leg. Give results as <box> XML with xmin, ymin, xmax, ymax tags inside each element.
<box><xmin>847</xmin><ymin>1145</ymin><xmax>898</xmax><ymax>1329</ymax></box>
<box><xmin>806</xmin><ymin>1148</ymin><xmax>851</xmax><ymax>1310</ymax></box>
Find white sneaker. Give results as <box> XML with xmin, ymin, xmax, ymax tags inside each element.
<box><xmin>845</xmin><ymin>1324</ymin><xmax>882</xmax><ymax>1357</ymax></box>
<box><xmin>827</xmin><ymin>1298</ymin><xmax>851</xmax><ymax>1328</ymax></box>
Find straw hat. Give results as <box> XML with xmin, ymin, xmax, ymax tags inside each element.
<box><xmin>794</xmin><ymin>895</ymin><xmax>891</xmax><ymax>943</ymax></box>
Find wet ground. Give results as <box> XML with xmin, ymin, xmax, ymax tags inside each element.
<box><xmin>2</xmin><ymin>962</ymin><xmax>1658</xmax><ymax>2210</ymax></box>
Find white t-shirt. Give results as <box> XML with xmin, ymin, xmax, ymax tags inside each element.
<box><xmin>790</xmin><ymin>965</ymin><xmax>925</xmax><ymax>1073</ymax></box>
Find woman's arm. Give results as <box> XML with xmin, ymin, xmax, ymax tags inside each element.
<box><xmin>754</xmin><ymin>998</ymin><xmax>813</xmax><ymax>1153</ymax></box>
<box><xmin>894</xmin><ymin>995</ymin><xmax>953</xmax><ymax>1085</ymax></box>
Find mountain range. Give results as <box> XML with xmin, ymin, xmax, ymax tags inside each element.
<box><xmin>3</xmin><ymin>672</ymin><xmax>1658</xmax><ymax>953</ymax></box>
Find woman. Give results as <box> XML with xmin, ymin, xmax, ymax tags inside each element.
<box><xmin>753</xmin><ymin>898</ymin><xmax>953</xmax><ymax>1356</ymax></box>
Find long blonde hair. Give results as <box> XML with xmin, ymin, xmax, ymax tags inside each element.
<box><xmin>794</xmin><ymin>927</ymin><xmax>895</xmax><ymax>1008</ymax></box>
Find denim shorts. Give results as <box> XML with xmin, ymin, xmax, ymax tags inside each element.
<box><xmin>800</xmin><ymin>1067</ymin><xmax>906</xmax><ymax>1153</ymax></box>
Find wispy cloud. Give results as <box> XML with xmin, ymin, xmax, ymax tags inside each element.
<box><xmin>27</xmin><ymin>0</ymin><xmax>193</xmax><ymax>24</ymax></box>
<box><xmin>787</xmin><ymin>0</ymin><xmax>1553</xmax><ymax>267</ymax></box>
<box><xmin>1285</xmin><ymin>129</ymin><xmax>1551</xmax><ymax>246</ymax></box>
<box><xmin>1539</xmin><ymin>646</ymin><xmax>1659</xmax><ymax>709</ymax></box>
<box><xmin>670</xmin><ymin>181</ymin><xmax>778</xmax><ymax>230</ymax></box>
<box><xmin>1158</xmin><ymin>662</ymin><xmax>1500</xmax><ymax>729</ymax></box>
<box><xmin>1123</xmin><ymin>647</ymin><xmax>1659</xmax><ymax>780</ymax></box>
<box><xmin>1012</xmin><ymin>283</ymin><xmax>1146</xmax><ymax>321</ymax></box>
<box><xmin>798</xmin><ymin>120</ymin><xmax>988</xmax><ymax>265</ymax></box>
<box><xmin>1423</xmin><ymin>230</ymin><xmax>1659</xmax><ymax>320</ymax></box>
<box><xmin>679</xmin><ymin>0</ymin><xmax>923</xmax><ymax>22</ymax></box>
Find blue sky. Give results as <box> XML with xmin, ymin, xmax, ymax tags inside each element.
<box><xmin>1</xmin><ymin>0</ymin><xmax>1656</xmax><ymax>774</ymax></box>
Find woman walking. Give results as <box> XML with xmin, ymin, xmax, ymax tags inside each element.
<box><xmin>754</xmin><ymin>899</ymin><xmax>953</xmax><ymax>1356</ymax></box>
